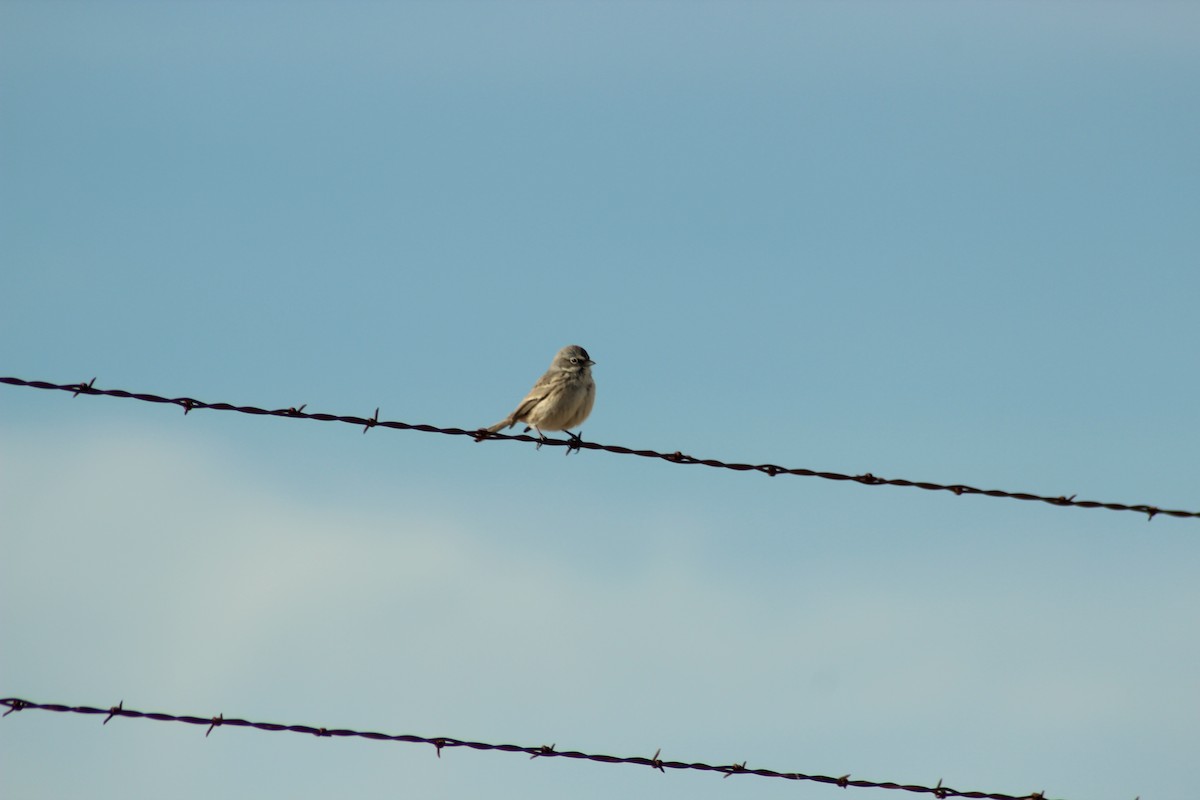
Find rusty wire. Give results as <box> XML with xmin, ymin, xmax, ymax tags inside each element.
<box><xmin>2</xmin><ymin>375</ymin><xmax>1195</xmax><ymax>521</ymax></box>
<box><xmin>1</xmin><ymin>697</ymin><xmax>1058</xmax><ymax>800</ymax></box>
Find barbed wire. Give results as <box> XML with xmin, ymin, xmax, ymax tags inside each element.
<box><xmin>2</xmin><ymin>375</ymin><xmax>1195</xmax><ymax>521</ymax></box>
<box><xmin>1</xmin><ymin>697</ymin><xmax>1060</xmax><ymax>800</ymax></box>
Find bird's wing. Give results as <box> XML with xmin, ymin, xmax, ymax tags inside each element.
<box><xmin>485</xmin><ymin>368</ymin><xmax>561</xmax><ymax>432</ymax></box>
<box><xmin>510</xmin><ymin>388</ymin><xmax>551</xmax><ymax>420</ymax></box>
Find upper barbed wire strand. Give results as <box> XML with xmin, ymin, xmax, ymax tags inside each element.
<box><xmin>2</xmin><ymin>375</ymin><xmax>1194</xmax><ymax>521</ymax></box>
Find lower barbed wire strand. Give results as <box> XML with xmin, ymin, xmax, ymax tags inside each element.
<box><xmin>0</xmin><ymin>697</ymin><xmax>1058</xmax><ymax>800</ymax></box>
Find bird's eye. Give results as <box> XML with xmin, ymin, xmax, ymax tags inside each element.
<box><xmin>570</xmin><ymin>357</ymin><xmax>579</xmax><ymax>363</ymax></box>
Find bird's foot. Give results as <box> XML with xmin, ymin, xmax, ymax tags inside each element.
<box><xmin>525</xmin><ymin>426</ymin><xmax>548</xmax><ymax>449</ymax></box>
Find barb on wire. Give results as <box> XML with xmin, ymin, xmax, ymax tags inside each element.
<box><xmin>2</xmin><ymin>375</ymin><xmax>1195</xmax><ymax>521</ymax></box>
<box><xmin>0</xmin><ymin>697</ymin><xmax>1058</xmax><ymax>800</ymax></box>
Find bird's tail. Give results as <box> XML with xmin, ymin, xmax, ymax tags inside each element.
<box><xmin>484</xmin><ymin>418</ymin><xmax>514</xmax><ymax>434</ymax></box>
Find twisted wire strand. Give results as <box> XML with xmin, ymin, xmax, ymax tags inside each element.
<box><xmin>0</xmin><ymin>698</ymin><xmax>1058</xmax><ymax>800</ymax></box>
<box><xmin>2</xmin><ymin>375</ymin><xmax>1194</xmax><ymax>521</ymax></box>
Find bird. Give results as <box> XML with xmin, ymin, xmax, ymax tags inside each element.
<box><xmin>482</xmin><ymin>345</ymin><xmax>596</xmax><ymax>441</ymax></box>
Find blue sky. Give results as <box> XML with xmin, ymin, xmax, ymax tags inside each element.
<box><xmin>2</xmin><ymin>2</ymin><xmax>1198</xmax><ymax>798</ymax></box>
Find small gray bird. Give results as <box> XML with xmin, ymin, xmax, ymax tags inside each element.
<box><xmin>484</xmin><ymin>345</ymin><xmax>596</xmax><ymax>439</ymax></box>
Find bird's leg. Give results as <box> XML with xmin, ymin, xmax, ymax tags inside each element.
<box><xmin>525</xmin><ymin>426</ymin><xmax>548</xmax><ymax>449</ymax></box>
